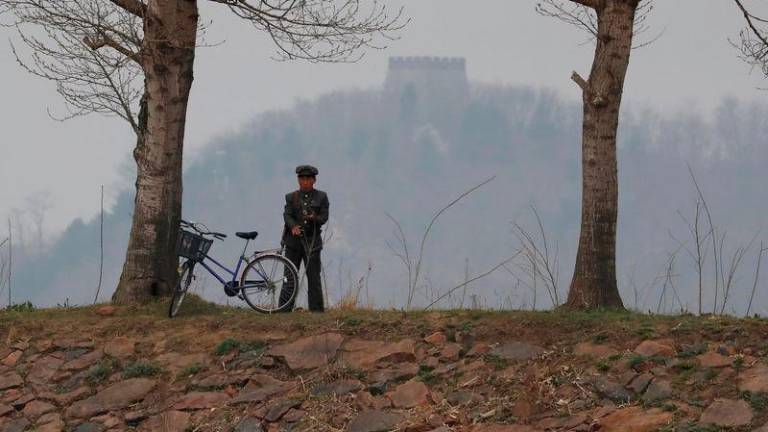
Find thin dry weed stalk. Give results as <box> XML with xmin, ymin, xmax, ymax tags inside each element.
<box><xmin>385</xmin><ymin>176</ymin><xmax>495</xmax><ymax>310</ymax></box>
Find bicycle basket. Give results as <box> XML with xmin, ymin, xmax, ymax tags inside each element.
<box><xmin>176</xmin><ymin>229</ymin><xmax>212</xmax><ymax>261</ymax></box>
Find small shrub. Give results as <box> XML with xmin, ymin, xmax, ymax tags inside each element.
<box><xmin>741</xmin><ymin>391</ymin><xmax>768</xmax><ymax>412</ymax></box>
<box><xmin>596</xmin><ymin>361</ymin><xmax>610</xmax><ymax>372</ymax></box>
<box><xmin>343</xmin><ymin>317</ymin><xmax>362</xmax><ymax>327</ymax></box>
<box><xmin>177</xmin><ymin>363</ymin><xmax>205</xmax><ymax>378</ymax></box>
<box><xmin>486</xmin><ymin>354</ymin><xmax>509</xmax><ymax>371</ymax></box>
<box><xmin>7</xmin><ymin>301</ymin><xmax>35</xmax><ymax>312</ymax></box>
<box><xmin>122</xmin><ymin>362</ymin><xmax>160</xmax><ymax>379</ymax></box>
<box><xmin>678</xmin><ymin>343</ymin><xmax>707</xmax><ymax>358</ymax></box>
<box><xmin>417</xmin><ymin>365</ymin><xmax>437</xmax><ymax>385</ymax></box>
<box><xmin>673</xmin><ymin>361</ymin><xmax>696</xmax><ymax>372</ymax></box>
<box><xmin>593</xmin><ymin>334</ymin><xmax>608</xmax><ymax>343</ymax></box>
<box><xmin>87</xmin><ymin>358</ymin><xmax>117</xmax><ymax>384</ymax></box>
<box><xmin>215</xmin><ymin>338</ymin><xmax>241</xmax><ymax>356</ymax></box>
<box><xmin>607</xmin><ymin>354</ymin><xmax>622</xmax><ymax>362</ymax></box>
<box><xmin>733</xmin><ymin>355</ymin><xmax>745</xmax><ymax>371</ymax></box>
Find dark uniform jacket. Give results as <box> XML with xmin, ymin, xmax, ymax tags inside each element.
<box><xmin>282</xmin><ymin>189</ymin><xmax>329</xmax><ymax>251</ymax></box>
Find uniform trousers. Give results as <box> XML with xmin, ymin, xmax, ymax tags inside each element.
<box><xmin>280</xmin><ymin>245</ymin><xmax>324</xmax><ymax>312</ymax></box>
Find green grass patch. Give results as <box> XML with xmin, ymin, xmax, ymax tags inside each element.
<box><xmin>214</xmin><ymin>338</ymin><xmax>266</xmax><ymax>356</ymax></box>
<box><xmin>122</xmin><ymin>361</ymin><xmax>161</xmax><ymax>379</ymax></box>
<box><xmin>678</xmin><ymin>343</ymin><xmax>707</xmax><ymax>358</ymax></box>
<box><xmin>177</xmin><ymin>363</ymin><xmax>206</xmax><ymax>378</ymax></box>
<box><xmin>741</xmin><ymin>391</ymin><xmax>768</xmax><ymax>412</ymax></box>
<box><xmin>87</xmin><ymin>357</ymin><xmax>118</xmax><ymax>385</ymax></box>
<box><xmin>595</xmin><ymin>360</ymin><xmax>610</xmax><ymax>372</ymax></box>
<box><xmin>486</xmin><ymin>354</ymin><xmax>509</xmax><ymax>371</ymax></box>
<box><xmin>417</xmin><ymin>364</ymin><xmax>438</xmax><ymax>385</ymax></box>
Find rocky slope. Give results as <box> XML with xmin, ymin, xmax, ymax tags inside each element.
<box><xmin>0</xmin><ymin>304</ymin><xmax>767</xmax><ymax>432</ymax></box>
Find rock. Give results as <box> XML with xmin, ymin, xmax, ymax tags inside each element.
<box><xmin>138</xmin><ymin>410</ymin><xmax>191</xmax><ymax>432</ymax></box>
<box><xmin>0</xmin><ymin>372</ymin><xmax>23</xmax><ymax>390</ymax></box>
<box><xmin>234</xmin><ymin>416</ymin><xmax>264</xmax><ymax>432</ymax></box>
<box><xmin>368</xmin><ymin>363</ymin><xmax>419</xmax><ymax>385</ymax></box>
<box><xmin>10</xmin><ymin>393</ymin><xmax>34</xmax><ymax>409</ymax></box>
<box><xmin>600</xmin><ymin>407</ymin><xmax>673</xmax><ymax>432</ymax></box>
<box><xmin>312</xmin><ymin>379</ymin><xmax>364</xmax><ymax>396</ymax></box>
<box><xmin>0</xmin><ymin>403</ymin><xmax>12</xmax><ymax>416</ymax></box>
<box><xmin>643</xmin><ymin>379</ymin><xmax>673</xmax><ymax>402</ymax></box>
<box><xmin>27</xmin><ymin>355</ymin><xmax>64</xmax><ymax>385</ymax></box>
<box><xmin>1</xmin><ymin>418</ymin><xmax>30</xmax><ymax>432</ymax></box>
<box><xmin>740</xmin><ymin>364</ymin><xmax>768</xmax><ymax>393</ymax></box>
<box><xmin>22</xmin><ymin>399</ymin><xmax>56</xmax><ymax>419</ymax></box>
<box><xmin>634</xmin><ymin>340</ymin><xmax>676</xmax><ymax>358</ymax></box>
<box><xmin>387</xmin><ymin>380</ymin><xmax>430</xmax><ymax>408</ymax></box>
<box><xmin>192</xmin><ymin>373</ymin><xmax>250</xmax><ymax>389</ymax></box>
<box><xmin>627</xmin><ymin>373</ymin><xmax>653</xmax><ymax>394</ymax></box>
<box><xmin>46</xmin><ymin>386</ymin><xmax>91</xmax><ymax>405</ymax></box>
<box><xmin>441</xmin><ymin>344</ymin><xmax>462</xmax><ymax>361</ymax></box>
<box><xmin>753</xmin><ymin>423</ymin><xmax>768</xmax><ymax>432</ymax></box>
<box><xmin>592</xmin><ymin>376</ymin><xmax>631</xmax><ymax>403</ymax></box>
<box><xmin>699</xmin><ymin>398</ymin><xmax>753</xmax><ymax>427</ymax></box>
<box><xmin>172</xmin><ymin>391</ymin><xmax>230</xmax><ymax>410</ymax></box>
<box><xmin>232</xmin><ymin>377</ymin><xmax>290</xmax><ymax>404</ymax></box>
<box><xmin>347</xmin><ymin>410</ymin><xmax>404</xmax><ymax>432</ymax></box>
<box><xmin>424</xmin><ymin>332</ymin><xmax>446</xmax><ymax>346</ymax></box>
<box><xmin>62</xmin><ymin>350</ymin><xmax>103</xmax><ymax>371</ymax></box>
<box><xmin>475</xmin><ymin>424</ymin><xmax>538</xmax><ymax>432</ymax></box>
<box><xmin>467</xmin><ymin>343</ymin><xmax>491</xmax><ymax>356</ymax></box>
<box><xmin>490</xmin><ymin>341</ymin><xmax>544</xmax><ymax>361</ymax></box>
<box><xmin>66</xmin><ymin>378</ymin><xmax>156</xmax><ymax>418</ymax></box>
<box><xmin>103</xmin><ymin>337</ymin><xmax>135</xmax><ymax>358</ymax></box>
<box><xmin>574</xmin><ymin>342</ymin><xmax>618</xmax><ymax>358</ymax></box>
<box><xmin>340</xmin><ymin>339</ymin><xmax>416</xmax><ymax>370</ymax></box>
<box><xmin>36</xmin><ymin>415</ymin><xmax>66</xmax><ymax>432</ymax></box>
<box><xmin>1</xmin><ymin>351</ymin><xmax>22</xmax><ymax>367</ymax></box>
<box><xmin>697</xmin><ymin>352</ymin><xmax>731</xmax><ymax>368</ymax></box>
<box><xmin>72</xmin><ymin>423</ymin><xmax>105</xmax><ymax>432</ymax></box>
<box><xmin>268</xmin><ymin>333</ymin><xmax>344</xmax><ymax>371</ymax></box>
<box><xmin>283</xmin><ymin>408</ymin><xmax>307</xmax><ymax>423</ymax></box>
<box><xmin>95</xmin><ymin>306</ymin><xmax>116</xmax><ymax>317</ymax></box>
<box><xmin>264</xmin><ymin>399</ymin><xmax>301</xmax><ymax>422</ymax></box>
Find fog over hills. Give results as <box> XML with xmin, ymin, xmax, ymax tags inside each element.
<box><xmin>10</xmin><ymin>58</ymin><xmax>768</xmax><ymax>314</ymax></box>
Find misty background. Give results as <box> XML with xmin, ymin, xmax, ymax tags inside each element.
<box><xmin>1</xmin><ymin>1</ymin><xmax>767</xmax><ymax>313</ymax></box>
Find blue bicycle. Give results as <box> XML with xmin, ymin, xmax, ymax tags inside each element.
<box><xmin>168</xmin><ymin>219</ymin><xmax>299</xmax><ymax>317</ymax></box>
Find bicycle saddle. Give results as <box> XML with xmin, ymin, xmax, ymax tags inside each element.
<box><xmin>235</xmin><ymin>231</ymin><xmax>259</xmax><ymax>240</ymax></box>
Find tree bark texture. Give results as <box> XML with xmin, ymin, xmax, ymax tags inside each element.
<box><xmin>113</xmin><ymin>0</ymin><xmax>198</xmax><ymax>304</ymax></box>
<box><xmin>566</xmin><ymin>0</ymin><xmax>638</xmax><ymax>310</ymax></box>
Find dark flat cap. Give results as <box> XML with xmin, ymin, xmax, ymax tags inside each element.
<box><xmin>295</xmin><ymin>165</ymin><xmax>319</xmax><ymax>176</ymax></box>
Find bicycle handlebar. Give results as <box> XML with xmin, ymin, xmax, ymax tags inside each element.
<box><xmin>180</xmin><ymin>219</ymin><xmax>227</xmax><ymax>240</ymax></box>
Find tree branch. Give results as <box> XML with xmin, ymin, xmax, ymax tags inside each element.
<box><xmin>571</xmin><ymin>70</ymin><xmax>588</xmax><ymax>91</ymax></box>
<box><xmin>108</xmin><ymin>0</ymin><xmax>146</xmax><ymax>18</ymax></box>
<box><xmin>84</xmin><ymin>34</ymin><xmax>141</xmax><ymax>64</ymax></box>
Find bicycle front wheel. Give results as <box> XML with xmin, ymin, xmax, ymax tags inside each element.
<box><xmin>168</xmin><ymin>260</ymin><xmax>194</xmax><ymax>318</ymax></box>
<box><xmin>239</xmin><ymin>253</ymin><xmax>298</xmax><ymax>313</ymax></box>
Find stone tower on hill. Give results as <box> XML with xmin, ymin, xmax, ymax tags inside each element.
<box><xmin>384</xmin><ymin>56</ymin><xmax>469</xmax><ymax>99</ymax></box>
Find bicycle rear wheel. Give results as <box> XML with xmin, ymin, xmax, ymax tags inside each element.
<box><xmin>239</xmin><ymin>253</ymin><xmax>298</xmax><ymax>313</ymax></box>
<box><xmin>168</xmin><ymin>260</ymin><xmax>194</xmax><ymax>318</ymax></box>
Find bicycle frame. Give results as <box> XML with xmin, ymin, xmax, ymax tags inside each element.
<box><xmin>191</xmin><ymin>239</ymin><xmax>251</xmax><ymax>287</ymax></box>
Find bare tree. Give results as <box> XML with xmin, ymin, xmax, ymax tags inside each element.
<box><xmin>536</xmin><ymin>0</ymin><xmax>654</xmax><ymax>309</ymax></box>
<box><xmin>25</xmin><ymin>191</ymin><xmax>52</xmax><ymax>252</ymax></box>
<box><xmin>733</xmin><ymin>0</ymin><xmax>768</xmax><ymax>79</ymax></box>
<box><xmin>1</xmin><ymin>0</ymin><xmax>406</xmax><ymax>304</ymax></box>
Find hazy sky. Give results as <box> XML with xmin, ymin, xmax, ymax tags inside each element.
<box><xmin>0</xmin><ymin>0</ymin><xmax>764</xmax><ymax>237</ymax></box>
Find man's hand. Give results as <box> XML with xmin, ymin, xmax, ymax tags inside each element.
<box><xmin>291</xmin><ymin>226</ymin><xmax>302</xmax><ymax>236</ymax></box>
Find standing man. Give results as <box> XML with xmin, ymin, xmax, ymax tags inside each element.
<box><xmin>280</xmin><ymin>165</ymin><xmax>329</xmax><ymax>312</ymax></box>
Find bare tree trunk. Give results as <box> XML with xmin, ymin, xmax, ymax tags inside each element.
<box><xmin>566</xmin><ymin>0</ymin><xmax>637</xmax><ymax>310</ymax></box>
<box><xmin>113</xmin><ymin>0</ymin><xmax>198</xmax><ymax>304</ymax></box>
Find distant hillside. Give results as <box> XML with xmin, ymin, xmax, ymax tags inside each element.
<box><xmin>12</xmin><ymin>72</ymin><xmax>768</xmax><ymax>314</ymax></box>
